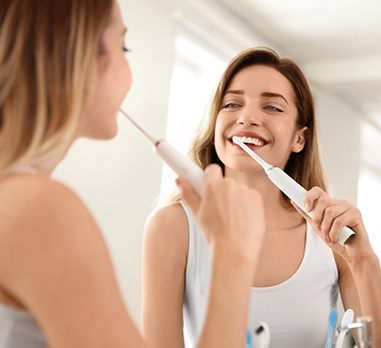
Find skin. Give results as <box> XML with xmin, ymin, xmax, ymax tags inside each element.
<box><xmin>143</xmin><ymin>65</ymin><xmax>381</xmax><ymax>346</ymax></box>
<box><xmin>0</xmin><ymin>2</ymin><xmax>267</xmax><ymax>347</ymax></box>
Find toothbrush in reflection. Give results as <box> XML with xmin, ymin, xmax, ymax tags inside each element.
<box><xmin>120</xmin><ymin>109</ymin><xmax>204</xmax><ymax>195</ymax></box>
<box><xmin>253</xmin><ymin>322</ymin><xmax>271</xmax><ymax>348</ymax></box>
<box><xmin>246</xmin><ymin>329</ymin><xmax>253</xmax><ymax>348</ymax></box>
<box><xmin>326</xmin><ymin>308</ymin><xmax>338</xmax><ymax>348</ymax></box>
<box><xmin>232</xmin><ymin>136</ymin><xmax>355</xmax><ymax>245</ymax></box>
<box><xmin>335</xmin><ymin>309</ymin><xmax>354</xmax><ymax>348</ymax></box>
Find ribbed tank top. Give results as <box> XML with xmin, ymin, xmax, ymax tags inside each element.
<box><xmin>181</xmin><ymin>202</ymin><xmax>339</xmax><ymax>348</ymax></box>
<box><xmin>0</xmin><ymin>305</ymin><xmax>48</xmax><ymax>348</ymax></box>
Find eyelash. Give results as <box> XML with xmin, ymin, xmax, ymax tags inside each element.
<box><xmin>123</xmin><ymin>47</ymin><xmax>131</xmax><ymax>53</ymax></box>
<box><xmin>222</xmin><ymin>103</ymin><xmax>283</xmax><ymax>113</ymax></box>
<box><xmin>222</xmin><ymin>102</ymin><xmax>240</xmax><ymax>109</ymax></box>
<box><xmin>264</xmin><ymin>105</ymin><xmax>283</xmax><ymax>112</ymax></box>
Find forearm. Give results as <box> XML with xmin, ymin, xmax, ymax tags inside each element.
<box><xmin>348</xmin><ymin>253</ymin><xmax>381</xmax><ymax>346</ymax></box>
<box><xmin>197</xmin><ymin>243</ymin><xmax>256</xmax><ymax>348</ymax></box>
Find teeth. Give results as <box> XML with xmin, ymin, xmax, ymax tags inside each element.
<box><xmin>238</xmin><ymin>136</ymin><xmax>265</xmax><ymax>146</ymax></box>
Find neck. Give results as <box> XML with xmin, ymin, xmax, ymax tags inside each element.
<box><xmin>224</xmin><ymin>166</ymin><xmax>303</xmax><ymax>230</ymax></box>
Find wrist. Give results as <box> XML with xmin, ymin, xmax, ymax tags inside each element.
<box><xmin>346</xmin><ymin>251</ymin><xmax>380</xmax><ymax>272</ymax></box>
<box><xmin>212</xmin><ymin>239</ymin><xmax>257</xmax><ymax>267</ymax></box>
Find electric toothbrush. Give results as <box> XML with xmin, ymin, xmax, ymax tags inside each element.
<box><xmin>335</xmin><ymin>309</ymin><xmax>354</xmax><ymax>348</ymax></box>
<box><xmin>326</xmin><ymin>308</ymin><xmax>338</xmax><ymax>348</ymax></box>
<box><xmin>120</xmin><ymin>109</ymin><xmax>204</xmax><ymax>195</ymax></box>
<box><xmin>232</xmin><ymin>136</ymin><xmax>355</xmax><ymax>245</ymax></box>
<box><xmin>253</xmin><ymin>322</ymin><xmax>271</xmax><ymax>348</ymax></box>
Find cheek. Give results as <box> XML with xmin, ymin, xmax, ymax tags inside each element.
<box><xmin>213</xmin><ymin>115</ymin><xmax>230</xmax><ymax>157</ymax></box>
<box><xmin>81</xmin><ymin>57</ymin><xmax>131</xmax><ymax>139</ymax></box>
<box><xmin>107</xmin><ymin>55</ymin><xmax>132</xmax><ymax>101</ymax></box>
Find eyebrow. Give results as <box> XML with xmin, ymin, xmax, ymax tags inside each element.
<box><xmin>261</xmin><ymin>92</ymin><xmax>289</xmax><ymax>105</ymax></box>
<box><xmin>224</xmin><ymin>90</ymin><xmax>288</xmax><ymax>105</ymax></box>
<box><xmin>224</xmin><ymin>89</ymin><xmax>244</xmax><ymax>95</ymax></box>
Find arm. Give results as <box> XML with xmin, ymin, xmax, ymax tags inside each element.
<box><xmin>295</xmin><ymin>187</ymin><xmax>381</xmax><ymax>346</ymax></box>
<box><xmin>177</xmin><ymin>165</ymin><xmax>266</xmax><ymax>348</ymax></box>
<box><xmin>142</xmin><ymin>204</ymin><xmax>188</xmax><ymax>348</ymax></box>
<box><xmin>0</xmin><ymin>177</ymin><xmax>144</xmax><ymax>348</ymax></box>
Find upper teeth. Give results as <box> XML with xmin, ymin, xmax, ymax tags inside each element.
<box><xmin>238</xmin><ymin>136</ymin><xmax>265</xmax><ymax>146</ymax></box>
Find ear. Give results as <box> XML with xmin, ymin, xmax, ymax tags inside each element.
<box><xmin>291</xmin><ymin>126</ymin><xmax>308</xmax><ymax>153</ymax></box>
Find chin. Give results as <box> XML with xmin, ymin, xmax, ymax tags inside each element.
<box><xmin>98</xmin><ymin>125</ymin><xmax>119</xmax><ymax>140</ymax></box>
<box><xmin>81</xmin><ymin>122</ymin><xmax>119</xmax><ymax>140</ymax></box>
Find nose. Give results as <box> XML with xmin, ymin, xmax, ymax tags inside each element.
<box><xmin>236</xmin><ymin>109</ymin><xmax>262</xmax><ymax>127</ymax></box>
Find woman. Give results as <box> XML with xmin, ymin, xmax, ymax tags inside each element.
<box><xmin>142</xmin><ymin>47</ymin><xmax>381</xmax><ymax>347</ymax></box>
<box><xmin>0</xmin><ymin>1</ymin><xmax>266</xmax><ymax>347</ymax></box>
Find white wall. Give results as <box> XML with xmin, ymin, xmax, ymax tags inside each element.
<box><xmin>53</xmin><ymin>0</ymin><xmax>379</xmax><ymax>328</ymax></box>
<box><xmin>314</xmin><ymin>88</ymin><xmax>362</xmax><ymax>203</ymax></box>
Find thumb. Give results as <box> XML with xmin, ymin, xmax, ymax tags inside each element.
<box><xmin>176</xmin><ymin>178</ymin><xmax>200</xmax><ymax>215</ymax></box>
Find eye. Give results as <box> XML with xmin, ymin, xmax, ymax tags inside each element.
<box><xmin>264</xmin><ymin>105</ymin><xmax>283</xmax><ymax>112</ymax></box>
<box><xmin>222</xmin><ymin>102</ymin><xmax>240</xmax><ymax>109</ymax></box>
<box><xmin>123</xmin><ymin>46</ymin><xmax>131</xmax><ymax>53</ymax></box>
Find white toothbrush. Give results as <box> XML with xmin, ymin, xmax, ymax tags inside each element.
<box><xmin>335</xmin><ymin>309</ymin><xmax>354</xmax><ymax>348</ymax></box>
<box><xmin>120</xmin><ymin>109</ymin><xmax>204</xmax><ymax>195</ymax></box>
<box><xmin>253</xmin><ymin>322</ymin><xmax>271</xmax><ymax>348</ymax></box>
<box><xmin>232</xmin><ymin>136</ymin><xmax>355</xmax><ymax>245</ymax></box>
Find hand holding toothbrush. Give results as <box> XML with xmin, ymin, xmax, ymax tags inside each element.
<box><xmin>177</xmin><ymin>164</ymin><xmax>266</xmax><ymax>261</ymax></box>
<box><xmin>290</xmin><ymin>186</ymin><xmax>374</xmax><ymax>262</ymax></box>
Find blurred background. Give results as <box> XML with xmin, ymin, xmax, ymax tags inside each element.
<box><xmin>53</xmin><ymin>0</ymin><xmax>381</xmax><ymax>328</ymax></box>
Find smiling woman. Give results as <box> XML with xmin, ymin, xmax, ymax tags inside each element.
<box><xmin>142</xmin><ymin>47</ymin><xmax>381</xmax><ymax>348</ymax></box>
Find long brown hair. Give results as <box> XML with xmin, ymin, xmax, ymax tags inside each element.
<box><xmin>0</xmin><ymin>0</ymin><xmax>113</xmax><ymax>172</ymax></box>
<box><xmin>170</xmin><ymin>47</ymin><xmax>327</xmax><ymax>203</ymax></box>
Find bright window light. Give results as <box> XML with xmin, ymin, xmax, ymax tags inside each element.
<box><xmin>159</xmin><ymin>34</ymin><xmax>227</xmax><ymax>203</ymax></box>
<box><xmin>357</xmin><ymin>120</ymin><xmax>381</xmax><ymax>258</ymax></box>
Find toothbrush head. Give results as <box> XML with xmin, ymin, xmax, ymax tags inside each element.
<box><xmin>232</xmin><ymin>136</ymin><xmax>272</xmax><ymax>171</ymax></box>
<box><xmin>341</xmin><ymin>309</ymin><xmax>354</xmax><ymax>329</ymax></box>
<box><xmin>329</xmin><ymin>308</ymin><xmax>338</xmax><ymax>328</ymax></box>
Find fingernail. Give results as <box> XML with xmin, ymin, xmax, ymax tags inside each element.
<box><xmin>326</xmin><ymin>236</ymin><xmax>330</xmax><ymax>243</ymax></box>
<box><xmin>305</xmin><ymin>203</ymin><xmax>311</xmax><ymax>211</ymax></box>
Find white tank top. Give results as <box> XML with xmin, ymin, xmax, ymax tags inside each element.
<box><xmin>0</xmin><ymin>305</ymin><xmax>48</xmax><ymax>348</ymax></box>
<box><xmin>181</xmin><ymin>202</ymin><xmax>339</xmax><ymax>348</ymax></box>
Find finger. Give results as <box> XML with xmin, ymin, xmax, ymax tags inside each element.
<box><xmin>328</xmin><ymin>207</ymin><xmax>358</xmax><ymax>244</ymax></box>
<box><xmin>310</xmin><ymin>194</ymin><xmax>341</xmax><ymax>229</ymax></box>
<box><xmin>320</xmin><ymin>205</ymin><xmax>348</xmax><ymax>242</ymax></box>
<box><xmin>292</xmin><ymin>200</ymin><xmax>328</xmax><ymax>242</ymax></box>
<box><xmin>176</xmin><ymin>178</ymin><xmax>200</xmax><ymax>216</ymax></box>
<box><xmin>304</xmin><ymin>186</ymin><xmax>325</xmax><ymax>212</ymax></box>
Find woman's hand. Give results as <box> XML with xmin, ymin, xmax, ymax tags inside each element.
<box><xmin>176</xmin><ymin>164</ymin><xmax>266</xmax><ymax>261</ymax></box>
<box><xmin>291</xmin><ymin>186</ymin><xmax>375</xmax><ymax>264</ymax></box>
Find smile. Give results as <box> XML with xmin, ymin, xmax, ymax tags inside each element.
<box><xmin>237</xmin><ymin>136</ymin><xmax>265</xmax><ymax>147</ymax></box>
<box><xmin>228</xmin><ymin>134</ymin><xmax>269</xmax><ymax>150</ymax></box>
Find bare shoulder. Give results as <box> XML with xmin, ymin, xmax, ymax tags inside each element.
<box><xmin>0</xmin><ymin>175</ymin><xmax>105</xmax><ymax>282</ymax></box>
<box><xmin>147</xmin><ymin>202</ymin><xmax>188</xmax><ymax>230</ymax></box>
<box><xmin>0</xmin><ymin>174</ymin><xmax>91</xmax><ymax>224</ymax></box>
<box><xmin>0</xmin><ymin>175</ymin><xmax>144</xmax><ymax>346</ymax></box>
<box><xmin>145</xmin><ymin>202</ymin><xmax>188</xmax><ymax>239</ymax></box>
<box><xmin>144</xmin><ymin>202</ymin><xmax>189</xmax><ymax>258</ymax></box>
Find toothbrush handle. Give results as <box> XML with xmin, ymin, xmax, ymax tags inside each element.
<box><xmin>326</xmin><ymin>329</ymin><xmax>333</xmax><ymax>348</ymax></box>
<box><xmin>267</xmin><ymin>167</ymin><xmax>355</xmax><ymax>245</ymax></box>
<box><xmin>155</xmin><ymin>139</ymin><xmax>204</xmax><ymax>196</ymax></box>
